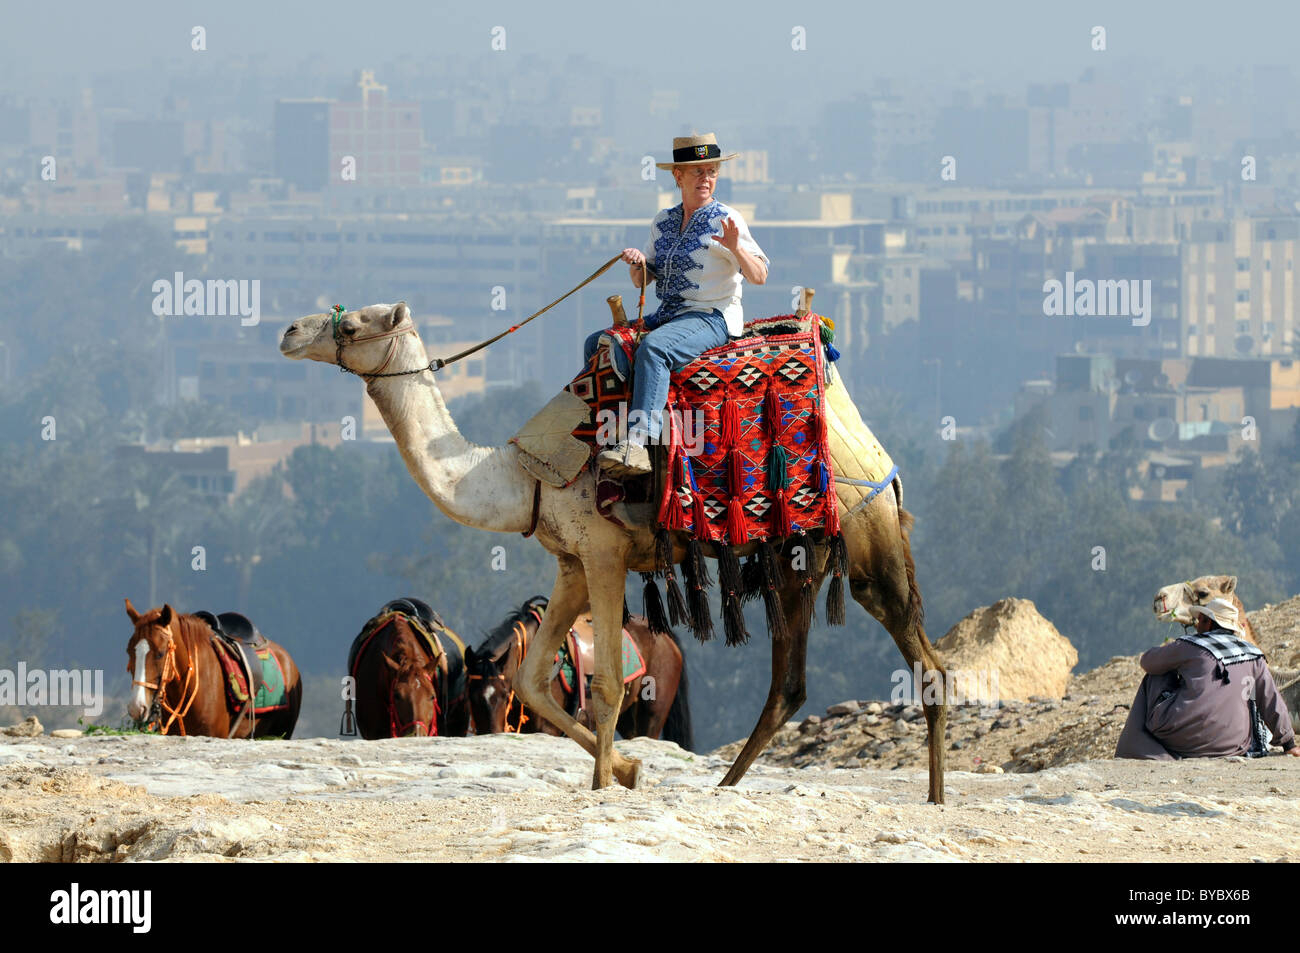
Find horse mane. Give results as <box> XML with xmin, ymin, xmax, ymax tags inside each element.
<box><xmin>474</xmin><ymin>596</ymin><xmax>548</xmax><ymax>660</ymax></box>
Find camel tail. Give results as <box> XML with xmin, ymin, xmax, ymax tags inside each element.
<box><xmin>661</xmin><ymin>629</ymin><xmax>694</xmax><ymax>752</ymax></box>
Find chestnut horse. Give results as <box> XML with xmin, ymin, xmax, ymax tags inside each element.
<box><xmin>466</xmin><ymin>596</ymin><xmax>693</xmax><ymax>750</ymax></box>
<box><xmin>124</xmin><ymin>599</ymin><xmax>301</xmax><ymax>738</ymax></box>
<box><xmin>348</xmin><ymin>604</ymin><xmax>469</xmax><ymax>738</ymax></box>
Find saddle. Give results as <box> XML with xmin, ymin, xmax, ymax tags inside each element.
<box><xmin>554</xmin><ymin>613</ymin><xmax>646</xmax><ymax>717</ymax></box>
<box><xmin>195</xmin><ymin>611</ymin><xmax>284</xmax><ymax>731</ymax></box>
<box><xmin>195</xmin><ymin>610</ymin><xmax>267</xmax><ymax>647</ymax></box>
<box><xmin>379</xmin><ymin>597</ymin><xmax>446</xmax><ymax>636</ymax></box>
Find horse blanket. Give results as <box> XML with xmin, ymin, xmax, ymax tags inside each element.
<box><xmin>212</xmin><ymin>637</ymin><xmax>290</xmax><ymax>716</ymax></box>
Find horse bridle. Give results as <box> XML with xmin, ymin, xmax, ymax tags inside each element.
<box><xmin>387</xmin><ymin>667</ymin><xmax>440</xmax><ymax>737</ymax></box>
<box><xmin>469</xmin><ymin>604</ymin><xmax>546</xmax><ymax>733</ymax></box>
<box><xmin>330</xmin><ymin>304</ymin><xmax>439</xmax><ymax>380</ymax></box>
<box><xmin>131</xmin><ymin>624</ymin><xmax>199</xmax><ymax>735</ymax></box>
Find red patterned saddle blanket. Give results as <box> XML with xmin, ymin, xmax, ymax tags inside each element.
<box><xmin>565</xmin><ymin>314</ymin><xmax>848</xmax><ymax>647</ymax></box>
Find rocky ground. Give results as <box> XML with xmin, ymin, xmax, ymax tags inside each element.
<box><xmin>2</xmin><ymin>598</ymin><xmax>1297</xmax><ymax>863</ymax></box>
<box><xmin>0</xmin><ymin>732</ymin><xmax>1296</xmax><ymax>863</ymax></box>
<box><xmin>715</xmin><ymin>595</ymin><xmax>1300</xmax><ymax>776</ymax></box>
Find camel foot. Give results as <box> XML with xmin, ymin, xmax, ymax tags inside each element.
<box><xmin>614</xmin><ymin>757</ymin><xmax>641</xmax><ymax>790</ymax></box>
<box><xmin>718</xmin><ymin>762</ymin><xmax>744</xmax><ymax>786</ymax></box>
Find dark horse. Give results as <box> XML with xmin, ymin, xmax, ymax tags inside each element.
<box><xmin>347</xmin><ymin>599</ymin><xmax>469</xmax><ymax>738</ymax></box>
<box><xmin>466</xmin><ymin>596</ymin><xmax>692</xmax><ymax>749</ymax></box>
<box><xmin>124</xmin><ymin>599</ymin><xmax>302</xmax><ymax>738</ymax></box>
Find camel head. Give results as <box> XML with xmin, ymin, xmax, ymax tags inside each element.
<box><xmin>1152</xmin><ymin>574</ymin><xmax>1238</xmax><ymax>626</ymax></box>
<box><xmin>279</xmin><ymin>302</ymin><xmax>422</xmax><ymax>376</ymax></box>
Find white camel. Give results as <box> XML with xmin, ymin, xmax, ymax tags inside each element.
<box><xmin>280</xmin><ymin>302</ymin><xmax>948</xmax><ymax>802</ymax></box>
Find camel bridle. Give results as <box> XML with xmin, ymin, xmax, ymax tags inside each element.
<box><xmin>330</xmin><ymin>305</ymin><xmax>431</xmax><ymax>380</ymax></box>
<box><xmin>131</xmin><ymin>624</ymin><xmax>199</xmax><ymax>736</ymax></box>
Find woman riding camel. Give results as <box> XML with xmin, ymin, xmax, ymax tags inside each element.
<box><xmin>588</xmin><ymin>132</ymin><xmax>769</xmax><ymax>478</ymax></box>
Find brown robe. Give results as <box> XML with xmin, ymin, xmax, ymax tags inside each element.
<box><xmin>1115</xmin><ymin>635</ymin><xmax>1296</xmax><ymax>760</ymax></box>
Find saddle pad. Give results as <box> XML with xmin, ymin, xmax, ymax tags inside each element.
<box><xmin>554</xmin><ymin>628</ymin><xmax>645</xmax><ymax>694</ymax></box>
<box><xmin>213</xmin><ymin>638</ymin><xmax>289</xmax><ymax>715</ymax></box>
<box><xmin>660</xmin><ymin>318</ymin><xmax>838</xmax><ymax>545</ymax></box>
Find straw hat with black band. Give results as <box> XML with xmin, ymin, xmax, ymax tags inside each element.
<box><xmin>655</xmin><ymin>133</ymin><xmax>740</xmax><ymax>169</ymax></box>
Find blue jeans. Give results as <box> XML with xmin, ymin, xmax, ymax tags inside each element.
<box><xmin>583</xmin><ymin>309</ymin><xmax>729</xmax><ymax>441</ymax></box>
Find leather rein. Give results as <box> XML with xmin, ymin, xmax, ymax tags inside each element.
<box><xmin>329</xmin><ymin>252</ymin><xmax>628</xmax><ymax>381</ymax></box>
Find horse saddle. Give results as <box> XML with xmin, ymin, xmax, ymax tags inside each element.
<box><xmin>381</xmin><ymin>597</ymin><xmax>446</xmax><ymax>636</ymax></box>
<box><xmin>196</xmin><ymin>611</ymin><xmax>268</xmax><ymax>647</ymax></box>
<box><xmin>196</xmin><ymin>611</ymin><xmax>272</xmax><ymax>720</ymax></box>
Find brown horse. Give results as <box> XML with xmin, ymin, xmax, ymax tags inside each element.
<box><xmin>466</xmin><ymin>596</ymin><xmax>692</xmax><ymax>749</ymax></box>
<box><xmin>348</xmin><ymin>600</ymin><xmax>469</xmax><ymax>739</ymax></box>
<box><xmin>124</xmin><ymin>599</ymin><xmax>302</xmax><ymax>738</ymax></box>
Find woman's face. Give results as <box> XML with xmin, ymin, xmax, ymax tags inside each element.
<box><xmin>674</xmin><ymin>163</ymin><xmax>719</xmax><ymax>204</ymax></box>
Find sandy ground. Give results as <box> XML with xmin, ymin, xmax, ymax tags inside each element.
<box><xmin>1</xmin><ymin>732</ymin><xmax>1296</xmax><ymax>862</ymax></box>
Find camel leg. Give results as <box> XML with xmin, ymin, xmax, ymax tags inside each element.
<box><xmin>847</xmin><ymin>496</ymin><xmax>947</xmax><ymax>804</ymax></box>
<box><xmin>586</xmin><ymin>558</ymin><xmax>640</xmax><ymax>789</ymax></box>
<box><xmin>512</xmin><ymin>557</ymin><xmax>597</xmax><ymax>751</ymax></box>
<box><xmin>511</xmin><ymin>556</ymin><xmax>640</xmax><ymax>787</ymax></box>
<box><xmin>720</xmin><ymin>571</ymin><xmax>814</xmax><ymax>786</ymax></box>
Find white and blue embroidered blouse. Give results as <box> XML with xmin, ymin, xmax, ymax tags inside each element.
<box><xmin>641</xmin><ymin>199</ymin><xmax>769</xmax><ymax>336</ymax></box>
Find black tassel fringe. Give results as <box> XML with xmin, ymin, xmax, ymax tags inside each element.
<box><xmin>716</xmin><ymin>543</ymin><xmax>749</xmax><ymax>646</ymax></box>
<box><xmin>740</xmin><ymin>554</ymin><xmax>762</xmax><ymax>604</ymax></box>
<box><xmin>826</xmin><ymin>533</ymin><xmax>849</xmax><ymax>626</ymax></box>
<box><xmin>683</xmin><ymin>538</ymin><xmax>714</xmax><ymax>642</ymax></box>
<box><xmin>641</xmin><ymin>572</ymin><xmax>670</xmax><ymax>635</ymax></box>
<box><xmin>757</xmin><ymin>540</ymin><xmax>789</xmax><ymax>642</ymax></box>
<box><xmin>656</xmin><ymin>528</ymin><xmax>689</xmax><ymax>627</ymax></box>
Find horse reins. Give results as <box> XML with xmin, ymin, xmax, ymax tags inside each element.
<box><xmin>133</xmin><ymin>625</ymin><xmax>200</xmax><ymax>736</ymax></box>
<box><xmin>330</xmin><ymin>252</ymin><xmax>633</xmax><ymax>380</ymax></box>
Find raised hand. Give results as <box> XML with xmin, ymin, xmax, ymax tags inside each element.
<box><xmin>711</xmin><ymin>217</ymin><xmax>740</xmax><ymax>253</ymax></box>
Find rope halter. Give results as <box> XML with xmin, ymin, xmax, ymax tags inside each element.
<box><xmin>330</xmin><ymin>304</ymin><xmax>436</xmax><ymax>380</ymax></box>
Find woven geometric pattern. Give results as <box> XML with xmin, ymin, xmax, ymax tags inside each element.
<box><xmin>566</xmin><ymin>325</ymin><xmax>639</xmax><ymax>452</ymax></box>
<box><xmin>658</xmin><ymin>318</ymin><xmax>840</xmax><ymax>546</ymax></box>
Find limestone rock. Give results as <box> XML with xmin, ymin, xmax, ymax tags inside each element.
<box><xmin>935</xmin><ymin>598</ymin><xmax>1078</xmax><ymax>702</ymax></box>
<box><xmin>2</xmin><ymin>716</ymin><xmax>43</xmax><ymax>737</ymax></box>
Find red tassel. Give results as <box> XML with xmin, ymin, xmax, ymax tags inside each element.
<box><xmin>824</xmin><ymin>472</ymin><xmax>841</xmax><ymax>537</ymax></box>
<box><xmin>728</xmin><ymin>448</ymin><xmax>744</xmax><ymax>497</ymax></box>
<box><xmin>721</xmin><ymin>395</ymin><xmax>741</xmax><ymax>449</ymax></box>
<box><xmin>727</xmin><ymin>496</ymin><xmax>749</xmax><ymax>545</ymax></box>
<box><xmin>775</xmin><ymin>488</ymin><xmax>793</xmax><ymax>537</ymax></box>
<box><xmin>665</xmin><ymin>485</ymin><xmax>687</xmax><ymax>530</ymax></box>
<box><xmin>764</xmin><ymin>385</ymin><xmax>782</xmax><ymax>437</ymax></box>
<box><xmin>656</xmin><ymin>444</ymin><xmax>679</xmax><ymax>525</ymax></box>
<box><xmin>692</xmin><ymin>490</ymin><xmax>714</xmax><ymax>542</ymax></box>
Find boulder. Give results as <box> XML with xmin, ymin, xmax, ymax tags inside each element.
<box><xmin>1</xmin><ymin>716</ymin><xmax>44</xmax><ymax>737</ymax></box>
<box><xmin>935</xmin><ymin>598</ymin><xmax>1078</xmax><ymax>703</ymax></box>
